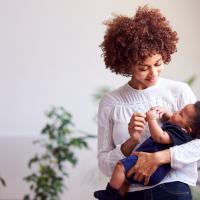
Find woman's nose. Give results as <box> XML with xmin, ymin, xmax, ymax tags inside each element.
<box><xmin>149</xmin><ymin>67</ymin><xmax>157</xmax><ymax>77</ymax></box>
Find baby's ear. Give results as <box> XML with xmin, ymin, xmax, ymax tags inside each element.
<box><xmin>185</xmin><ymin>126</ymin><xmax>192</xmax><ymax>133</ymax></box>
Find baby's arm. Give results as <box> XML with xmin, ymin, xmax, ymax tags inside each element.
<box><xmin>146</xmin><ymin>109</ymin><xmax>172</xmax><ymax>144</ymax></box>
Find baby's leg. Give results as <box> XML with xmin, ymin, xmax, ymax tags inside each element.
<box><xmin>94</xmin><ymin>162</ymin><xmax>127</xmax><ymax>200</ymax></box>
<box><xmin>118</xmin><ymin>181</ymin><xmax>129</xmax><ymax>197</ymax></box>
<box><xmin>109</xmin><ymin>161</ymin><xmax>126</xmax><ymax>189</ymax></box>
<box><xmin>110</xmin><ymin>161</ymin><xmax>130</xmax><ymax>197</ymax></box>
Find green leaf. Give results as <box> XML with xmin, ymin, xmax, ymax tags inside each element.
<box><xmin>28</xmin><ymin>155</ymin><xmax>39</xmax><ymax>168</ymax></box>
<box><xmin>93</xmin><ymin>87</ymin><xmax>111</xmax><ymax>102</ymax></box>
<box><xmin>24</xmin><ymin>106</ymin><xmax>94</xmax><ymax>199</ymax></box>
<box><xmin>68</xmin><ymin>137</ymin><xmax>89</xmax><ymax>149</ymax></box>
<box><xmin>184</xmin><ymin>75</ymin><xmax>196</xmax><ymax>86</ymax></box>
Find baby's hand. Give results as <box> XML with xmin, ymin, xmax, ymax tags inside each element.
<box><xmin>157</xmin><ymin>106</ymin><xmax>168</xmax><ymax>115</ymax></box>
<box><xmin>150</xmin><ymin>106</ymin><xmax>172</xmax><ymax>122</ymax></box>
<box><xmin>146</xmin><ymin>108</ymin><xmax>157</xmax><ymax>121</ymax></box>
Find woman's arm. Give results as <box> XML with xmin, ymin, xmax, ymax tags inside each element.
<box><xmin>98</xmin><ymin>97</ymin><xmax>125</xmax><ymax>177</ymax></box>
<box><xmin>170</xmin><ymin>139</ymin><xmax>200</xmax><ymax>168</ymax></box>
<box><xmin>98</xmin><ymin>97</ymin><xmax>146</xmax><ymax>176</ymax></box>
<box><xmin>127</xmin><ymin>149</ymin><xmax>171</xmax><ymax>185</ymax></box>
<box><xmin>121</xmin><ymin>137</ymin><xmax>140</xmax><ymax>157</ymax></box>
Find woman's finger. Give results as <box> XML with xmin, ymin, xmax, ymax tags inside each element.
<box><xmin>130</xmin><ymin>116</ymin><xmax>146</xmax><ymax>123</ymax></box>
<box><xmin>132</xmin><ymin>127</ymin><xmax>144</xmax><ymax>131</ymax></box>
<box><xmin>127</xmin><ymin>165</ymin><xmax>136</xmax><ymax>178</ymax></box>
<box><xmin>144</xmin><ymin>176</ymin><xmax>150</xmax><ymax>186</ymax></box>
<box><xmin>132</xmin><ymin>112</ymin><xmax>146</xmax><ymax>117</ymax></box>
<box><xmin>134</xmin><ymin>171</ymin><xmax>144</xmax><ymax>182</ymax></box>
<box><xmin>129</xmin><ymin>121</ymin><xmax>145</xmax><ymax>128</ymax></box>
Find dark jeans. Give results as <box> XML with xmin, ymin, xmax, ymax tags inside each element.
<box><xmin>124</xmin><ymin>181</ymin><xmax>192</xmax><ymax>200</ymax></box>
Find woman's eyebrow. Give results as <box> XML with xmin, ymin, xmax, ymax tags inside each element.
<box><xmin>140</xmin><ymin>58</ymin><xmax>162</xmax><ymax>67</ymax></box>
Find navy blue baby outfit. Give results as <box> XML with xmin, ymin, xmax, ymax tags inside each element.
<box><xmin>120</xmin><ymin>123</ymin><xmax>193</xmax><ymax>185</ymax></box>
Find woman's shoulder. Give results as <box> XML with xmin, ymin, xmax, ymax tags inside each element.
<box><xmin>159</xmin><ymin>78</ymin><xmax>190</xmax><ymax>91</ymax></box>
<box><xmin>99</xmin><ymin>83</ymin><xmax>128</xmax><ymax>106</ymax></box>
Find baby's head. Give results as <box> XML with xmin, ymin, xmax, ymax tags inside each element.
<box><xmin>168</xmin><ymin>101</ymin><xmax>200</xmax><ymax>138</ymax></box>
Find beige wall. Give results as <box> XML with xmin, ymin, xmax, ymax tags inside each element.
<box><xmin>0</xmin><ymin>0</ymin><xmax>199</xmax><ymax>199</ymax></box>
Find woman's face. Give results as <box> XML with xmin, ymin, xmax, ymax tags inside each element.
<box><xmin>130</xmin><ymin>54</ymin><xmax>164</xmax><ymax>90</ymax></box>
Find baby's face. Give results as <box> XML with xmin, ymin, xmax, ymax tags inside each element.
<box><xmin>168</xmin><ymin>104</ymin><xmax>196</xmax><ymax>128</ymax></box>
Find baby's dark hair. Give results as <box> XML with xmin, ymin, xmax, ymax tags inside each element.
<box><xmin>191</xmin><ymin>101</ymin><xmax>200</xmax><ymax>139</ymax></box>
<box><xmin>100</xmin><ymin>5</ymin><xmax>179</xmax><ymax>77</ymax></box>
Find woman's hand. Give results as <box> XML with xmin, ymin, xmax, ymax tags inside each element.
<box><xmin>121</xmin><ymin>112</ymin><xmax>146</xmax><ymax>156</ymax></box>
<box><xmin>127</xmin><ymin>150</ymin><xmax>171</xmax><ymax>185</ymax></box>
<box><xmin>128</xmin><ymin>112</ymin><xmax>146</xmax><ymax>142</ymax></box>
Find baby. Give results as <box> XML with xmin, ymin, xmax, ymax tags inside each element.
<box><xmin>94</xmin><ymin>101</ymin><xmax>200</xmax><ymax>200</ymax></box>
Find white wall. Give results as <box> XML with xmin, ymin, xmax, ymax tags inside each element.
<box><xmin>0</xmin><ymin>0</ymin><xmax>199</xmax><ymax>199</ymax></box>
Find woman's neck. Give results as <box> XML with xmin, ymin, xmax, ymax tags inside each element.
<box><xmin>128</xmin><ymin>80</ymin><xmax>147</xmax><ymax>90</ymax></box>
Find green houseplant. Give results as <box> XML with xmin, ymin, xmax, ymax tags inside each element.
<box><xmin>23</xmin><ymin>106</ymin><xmax>94</xmax><ymax>200</ymax></box>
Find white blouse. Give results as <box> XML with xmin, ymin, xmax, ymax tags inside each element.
<box><xmin>97</xmin><ymin>78</ymin><xmax>199</xmax><ymax>192</ymax></box>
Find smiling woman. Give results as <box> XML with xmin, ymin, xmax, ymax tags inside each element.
<box><xmin>95</xmin><ymin>5</ymin><xmax>199</xmax><ymax>200</ymax></box>
<box><xmin>129</xmin><ymin>54</ymin><xmax>164</xmax><ymax>90</ymax></box>
<box><xmin>0</xmin><ymin>0</ymin><xmax>199</xmax><ymax>199</ymax></box>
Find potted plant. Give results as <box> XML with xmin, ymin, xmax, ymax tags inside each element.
<box><xmin>23</xmin><ymin>106</ymin><xmax>94</xmax><ymax>200</ymax></box>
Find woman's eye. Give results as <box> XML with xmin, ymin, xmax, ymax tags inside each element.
<box><xmin>139</xmin><ymin>67</ymin><xmax>148</xmax><ymax>71</ymax></box>
<box><xmin>155</xmin><ymin>63</ymin><xmax>162</xmax><ymax>66</ymax></box>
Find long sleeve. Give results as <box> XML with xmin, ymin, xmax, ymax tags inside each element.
<box><xmin>170</xmin><ymin>139</ymin><xmax>200</xmax><ymax>169</ymax></box>
<box><xmin>170</xmin><ymin>83</ymin><xmax>198</xmax><ymax>169</ymax></box>
<box><xmin>97</xmin><ymin>96</ymin><xmax>125</xmax><ymax>177</ymax></box>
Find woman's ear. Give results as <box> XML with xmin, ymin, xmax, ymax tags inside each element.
<box><xmin>185</xmin><ymin>126</ymin><xmax>192</xmax><ymax>133</ymax></box>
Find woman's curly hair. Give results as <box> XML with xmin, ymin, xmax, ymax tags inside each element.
<box><xmin>100</xmin><ymin>5</ymin><xmax>179</xmax><ymax>76</ymax></box>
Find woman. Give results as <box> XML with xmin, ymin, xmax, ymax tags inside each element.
<box><xmin>97</xmin><ymin>5</ymin><xmax>200</xmax><ymax>200</ymax></box>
